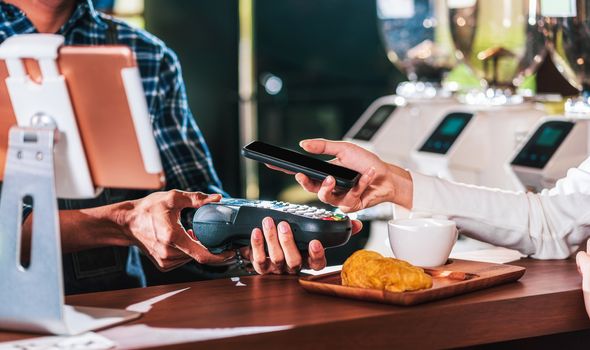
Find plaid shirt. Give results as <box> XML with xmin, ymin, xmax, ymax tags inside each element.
<box><xmin>0</xmin><ymin>0</ymin><xmax>224</xmax><ymax>194</ymax></box>
<box><xmin>0</xmin><ymin>0</ymin><xmax>228</xmax><ymax>293</ymax></box>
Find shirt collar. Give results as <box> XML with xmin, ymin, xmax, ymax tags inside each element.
<box><xmin>59</xmin><ymin>0</ymin><xmax>109</xmax><ymax>34</ymax></box>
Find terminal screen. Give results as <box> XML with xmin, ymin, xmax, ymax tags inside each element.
<box><xmin>536</xmin><ymin>126</ymin><xmax>565</xmax><ymax>147</ymax></box>
<box><xmin>352</xmin><ymin>104</ymin><xmax>396</xmax><ymax>141</ymax></box>
<box><xmin>418</xmin><ymin>112</ymin><xmax>473</xmax><ymax>155</ymax></box>
<box><xmin>511</xmin><ymin>121</ymin><xmax>574</xmax><ymax>169</ymax></box>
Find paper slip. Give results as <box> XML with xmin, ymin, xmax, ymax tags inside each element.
<box><xmin>100</xmin><ymin>324</ymin><xmax>291</xmax><ymax>349</ymax></box>
<box><xmin>0</xmin><ymin>332</ymin><xmax>114</xmax><ymax>350</ymax></box>
<box><xmin>450</xmin><ymin>247</ymin><xmax>526</xmax><ymax>264</ymax></box>
<box><xmin>301</xmin><ymin>265</ymin><xmax>343</xmax><ymax>276</ymax></box>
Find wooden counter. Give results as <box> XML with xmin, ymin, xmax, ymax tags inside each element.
<box><xmin>1</xmin><ymin>258</ymin><xmax>590</xmax><ymax>349</ymax></box>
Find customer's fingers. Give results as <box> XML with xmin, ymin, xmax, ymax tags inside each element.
<box><xmin>347</xmin><ymin>167</ymin><xmax>375</xmax><ymax>198</ymax></box>
<box><xmin>299</xmin><ymin>139</ymin><xmax>348</xmax><ymax>158</ymax></box>
<box><xmin>316</xmin><ymin>176</ymin><xmax>339</xmax><ymax>204</ymax></box>
<box><xmin>265</xmin><ymin>164</ymin><xmax>296</xmax><ymax>175</ymax></box>
<box><xmin>336</xmin><ymin>169</ymin><xmax>376</xmax><ymax>212</ymax></box>
<box><xmin>295</xmin><ymin>173</ymin><xmax>322</xmax><ymax>193</ymax></box>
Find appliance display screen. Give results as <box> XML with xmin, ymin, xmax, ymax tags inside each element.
<box><xmin>352</xmin><ymin>104</ymin><xmax>397</xmax><ymax>141</ymax></box>
<box><xmin>418</xmin><ymin>112</ymin><xmax>473</xmax><ymax>155</ymax></box>
<box><xmin>511</xmin><ymin>121</ymin><xmax>574</xmax><ymax>169</ymax></box>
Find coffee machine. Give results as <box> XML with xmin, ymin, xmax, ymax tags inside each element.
<box><xmin>411</xmin><ymin>0</ymin><xmax>547</xmax><ymax>191</ymax></box>
<box><xmin>510</xmin><ymin>0</ymin><xmax>590</xmax><ymax>192</ymax></box>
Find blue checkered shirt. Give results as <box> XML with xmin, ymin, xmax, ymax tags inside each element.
<box><xmin>0</xmin><ymin>0</ymin><xmax>223</xmax><ymax>193</ymax></box>
<box><xmin>0</xmin><ymin>0</ymin><xmax>227</xmax><ymax>293</ymax></box>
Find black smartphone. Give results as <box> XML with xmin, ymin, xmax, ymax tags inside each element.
<box><xmin>242</xmin><ymin>141</ymin><xmax>361</xmax><ymax>190</ymax></box>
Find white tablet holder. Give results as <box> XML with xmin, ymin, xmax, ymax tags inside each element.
<box><xmin>0</xmin><ymin>35</ymin><xmax>142</xmax><ymax>335</ymax></box>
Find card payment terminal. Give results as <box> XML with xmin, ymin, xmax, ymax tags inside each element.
<box><xmin>192</xmin><ymin>199</ymin><xmax>352</xmax><ymax>253</ymax></box>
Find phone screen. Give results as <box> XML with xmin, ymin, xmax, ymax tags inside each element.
<box><xmin>243</xmin><ymin>141</ymin><xmax>360</xmax><ymax>182</ymax></box>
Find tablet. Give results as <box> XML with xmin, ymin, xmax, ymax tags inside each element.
<box><xmin>0</xmin><ymin>45</ymin><xmax>165</xmax><ymax>190</ymax></box>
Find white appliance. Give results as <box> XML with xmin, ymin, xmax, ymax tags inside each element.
<box><xmin>412</xmin><ymin>102</ymin><xmax>545</xmax><ymax>190</ymax></box>
<box><xmin>508</xmin><ymin>0</ymin><xmax>590</xmax><ymax>193</ymax></box>
<box><xmin>510</xmin><ymin>117</ymin><xmax>590</xmax><ymax>192</ymax></box>
<box><xmin>345</xmin><ymin>95</ymin><xmax>465</xmax><ymax>168</ymax></box>
<box><xmin>410</xmin><ymin>0</ymin><xmax>547</xmax><ymax>191</ymax></box>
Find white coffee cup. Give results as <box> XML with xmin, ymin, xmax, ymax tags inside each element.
<box><xmin>388</xmin><ymin>218</ymin><xmax>458</xmax><ymax>267</ymax></box>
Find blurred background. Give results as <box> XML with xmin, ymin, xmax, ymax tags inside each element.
<box><xmin>93</xmin><ymin>0</ymin><xmax>580</xmax><ymax>263</ymax></box>
<box><xmin>94</xmin><ymin>0</ymin><xmax>402</xmax><ymax>200</ymax></box>
<box><xmin>93</xmin><ymin>0</ymin><xmax>576</xmax><ymax>201</ymax></box>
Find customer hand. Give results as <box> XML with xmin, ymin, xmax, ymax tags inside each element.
<box><xmin>241</xmin><ymin>218</ymin><xmax>363</xmax><ymax>275</ymax></box>
<box><xmin>576</xmin><ymin>238</ymin><xmax>590</xmax><ymax>317</ymax></box>
<box><xmin>270</xmin><ymin>139</ymin><xmax>413</xmax><ymax>212</ymax></box>
<box><xmin>122</xmin><ymin>190</ymin><xmax>234</xmax><ymax>271</ymax></box>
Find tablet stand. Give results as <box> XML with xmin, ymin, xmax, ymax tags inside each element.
<box><xmin>0</xmin><ymin>35</ymin><xmax>140</xmax><ymax>335</ymax></box>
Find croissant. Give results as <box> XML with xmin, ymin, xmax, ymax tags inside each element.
<box><xmin>341</xmin><ymin>250</ymin><xmax>433</xmax><ymax>292</ymax></box>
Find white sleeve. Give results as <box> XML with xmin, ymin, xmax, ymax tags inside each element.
<box><xmin>410</xmin><ymin>158</ymin><xmax>590</xmax><ymax>259</ymax></box>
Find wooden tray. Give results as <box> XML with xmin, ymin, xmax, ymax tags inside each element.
<box><xmin>299</xmin><ymin>259</ymin><xmax>526</xmax><ymax>306</ymax></box>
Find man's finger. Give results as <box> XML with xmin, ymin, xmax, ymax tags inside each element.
<box><xmin>152</xmin><ymin>243</ymin><xmax>191</xmax><ymax>261</ymax></box>
<box><xmin>165</xmin><ymin>190</ymin><xmax>221</xmax><ymax>210</ymax></box>
<box><xmin>160</xmin><ymin>258</ymin><xmax>192</xmax><ymax>272</ymax></box>
<box><xmin>351</xmin><ymin>219</ymin><xmax>363</xmax><ymax>235</ymax></box>
<box><xmin>306</xmin><ymin>240</ymin><xmax>326</xmax><ymax>271</ymax></box>
<box><xmin>276</xmin><ymin>221</ymin><xmax>302</xmax><ymax>273</ymax></box>
<box><xmin>145</xmin><ymin>254</ymin><xmax>191</xmax><ymax>272</ymax></box>
<box><xmin>239</xmin><ymin>246</ymin><xmax>252</xmax><ymax>262</ymax></box>
<box><xmin>261</xmin><ymin>217</ymin><xmax>285</xmax><ymax>268</ymax></box>
<box><xmin>251</xmin><ymin>228</ymin><xmax>269</xmax><ymax>274</ymax></box>
<box><xmin>174</xmin><ymin>228</ymin><xmax>234</xmax><ymax>264</ymax></box>
<box><xmin>181</xmin><ymin>192</ymin><xmax>222</xmax><ymax>208</ymax></box>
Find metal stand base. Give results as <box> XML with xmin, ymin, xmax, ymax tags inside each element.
<box><xmin>0</xmin><ymin>126</ymin><xmax>140</xmax><ymax>335</ymax></box>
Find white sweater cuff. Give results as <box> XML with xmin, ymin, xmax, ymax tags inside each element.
<box><xmin>410</xmin><ymin>171</ymin><xmax>438</xmax><ymax>213</ymax></box>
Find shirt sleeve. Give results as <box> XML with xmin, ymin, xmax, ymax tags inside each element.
<box><xmin>410</xmin><ymin>157</ymin><xmax>590</xmax><ymax>259</ymax></box>
<box><xmin>152</xmin><ymin>46</ymin><xmax>227</xmax><ymax>196</ymax></box>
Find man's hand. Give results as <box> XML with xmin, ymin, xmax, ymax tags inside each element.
<box><xmin>121</xmin><ymin>190</ymin><xmax>234</xmax><ymax>271</ymax></box>
<box><xmin>241</xmin><ymin>218</ymin><xmax>363</xmax><ymax>275</ymax></box>
<box><xmin>270</xmin><ymin>139</ymin><xmax>414</xmax><ymax>212</ymax></box>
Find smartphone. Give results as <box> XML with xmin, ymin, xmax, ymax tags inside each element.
<box><xmin>242</xmin><ymin>141</ymin><xmax>361</xmax><ymax>190</ymax></box>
